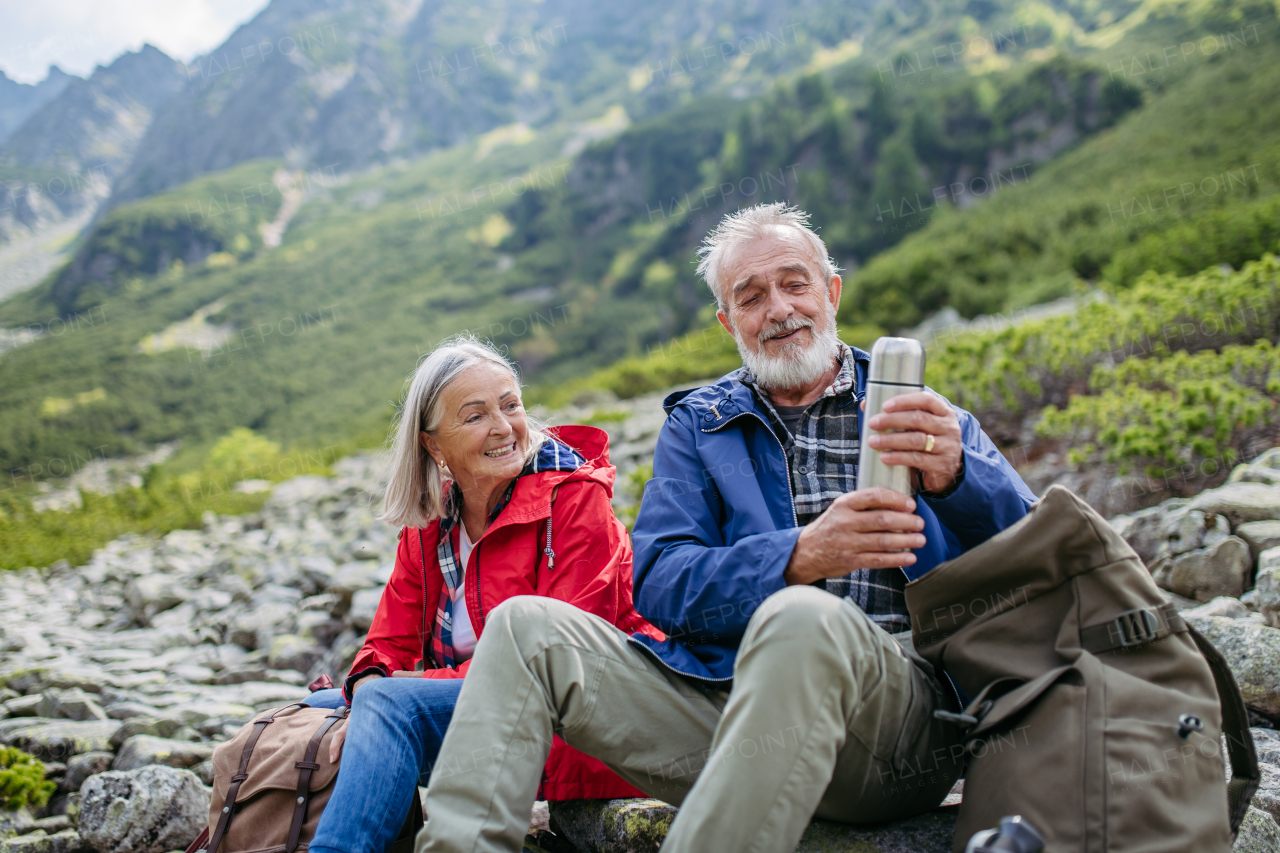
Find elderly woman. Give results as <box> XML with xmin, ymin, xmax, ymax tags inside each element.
<box><xmin>303</xmin><ymin>337</ymin><xmax>659</xmax><ymax>853</ymax></box>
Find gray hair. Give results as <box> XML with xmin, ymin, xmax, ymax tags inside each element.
<box><xmin>381</xmin><ymin>335</ymin><xmax>546</xmax><ymax>528</ymax></box>
<box><xmin>695</xmin><ymin>202</ymin><xmax>840</xmax><ymax>312</ymax></box>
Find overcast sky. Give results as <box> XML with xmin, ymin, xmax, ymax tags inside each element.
<box><xmin>0</xmin><ymin>0</ymin><xmax>271</xmax><ymax>83</ymax></box>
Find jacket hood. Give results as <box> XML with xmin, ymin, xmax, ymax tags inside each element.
<box><xmin>499</xmin><ymin>425</ymin><xmax>617</xmax><ymax>527</ymax></box>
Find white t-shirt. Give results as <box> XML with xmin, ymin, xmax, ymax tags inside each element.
<box><xmin>452</xmin><ymin>524</ymin><xmax>478</xmax><ymax>662</ymax></box>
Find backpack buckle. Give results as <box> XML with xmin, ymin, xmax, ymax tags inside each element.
<box><xmin>1107</xmin><ymin>608</ymin><xmax>1160</xmax><ymax>648</ymax></box>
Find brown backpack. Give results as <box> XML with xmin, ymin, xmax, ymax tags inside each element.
<box><xmin>906</xmin><ymin>485</ymin><xmax>1259</xmax><ymax>852</ymax></box>
<box><xmin>188</xmin><ymin>704</ymin><xmax>422</xmax><ymax>853</ymax></box>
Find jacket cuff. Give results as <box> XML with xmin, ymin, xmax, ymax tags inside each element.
<box><xmin>342</xmin><ymin>665</ymin><xmax>388</xmax><ymax>702</ymax></box>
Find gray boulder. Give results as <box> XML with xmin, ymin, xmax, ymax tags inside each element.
<box><xmin>229</xmin><ymin>603</ymin><xmax>295</xmax><ymax>650</ymax></box>
<box><xmin>101</xmin><ymin>702</ymin><xmax>161</xmax><ymax>721</ymax></box>
<box><xmin>1151</xmin><ymin>536</ymin><xmax>1252</xmax><ymax>601</ymax></box>
<box><xmin>1114</xmin><ymin>502</ymin><xmax>1185</xmax><ymax>565</ymax></box>
<box><xmin>1230</xmin><ymin>449</ymin><xmax>1280</xmax><ymax>487</ymax></box>
<box><xmin>1188</xmin><ymin>483</ymin><xmax>1280</xmax><ymax>527</ymax></box>
<box><xmin>266</xmin><ymin>635</ymin><xmax>323</xmax><ymax>674</ymax></box>
<box><xmin>1254</xmin><ymin>547</ymin><xmax>1280</xmax><ymax>629</ymax></box>
<box><xmin>1184</xmin><ymin>615</ymin><xmax>1280</xmax><ymax>718</ymax></box>
<box><xmin>0</xmin><ymin>829</ymin><xmax>87</xmax><ymax>853</ymax></box>
<box><xmin>2</xmin><ymin>697</ymin><xmax>41</xmax><ymax>718</ymax></box>
<box><xmin>78</xmin><ymin>766</ymin><xmax>207</xmax><ymax>853</ymax></box>
<box><xmin>0</xmin><ymin>721</ymin><xmax>121</xmax><ymax>762</ymax></box>
<box><xmin>63</xmin><ymin>753</ymin><xmax>114</xmax><ymax>793</ymax></box>
<box><xmin>1183</xmin><ymin>597</ymin><xmax>1253</xmax><ymax>620</ymax></box>
<box><xmin>36</xmin><ymin>691</ymin><xmax>107</xmax><ymax>723</ymax></box>
<box><xmin>125</xmin><ymin>575</ymin><xmax>188</xmax><ymax>623</ymax></box>
<box><xmin>348</xmin><ymin>588</ymin><xmax>383</xmax><ymax>631</ymax></box>
<box><xmin>0</xmin><ymin>810</ymin><xmax>35</xmax><ymax>841</ymax></box>
<box><xmin>1236</xmin><ymin>521</ymin><xmax>1280</xmax><ymax>563</ymax></box>
<box><xmin>107</xmin><ymin>717</ymin><xmax>182</xmax><ymax>749</ymax></box>
<box><xmin>111</xmin><ymin>736</ymin><xmax>213</xmax><ymax>772</ymax></box>
<box><xmin>1249</xmin><ymin>728</ymin><xmax>1280</xmax><ymax>823</ymax></box>
<box><xmin>1234</xmin><ymin>807</ymin><xmax>1280</xmax><ymax>852</ymax></box>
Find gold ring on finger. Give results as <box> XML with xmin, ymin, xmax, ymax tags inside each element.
<box><xmin>924</xmin><ymin>434</ymin><xmax>935</xmax><ymax>453</ymax></box>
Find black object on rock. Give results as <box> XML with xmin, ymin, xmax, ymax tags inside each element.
<box><xmin>965</xmin><ymin>815</ymin><xmax>1045</xmax><ymax>853</ymax></box>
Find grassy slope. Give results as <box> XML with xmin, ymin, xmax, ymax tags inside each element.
<box><xmin>842</xmin><ymin>30</ymin><xmax>1280</xmax><ymax>331</ymax></box>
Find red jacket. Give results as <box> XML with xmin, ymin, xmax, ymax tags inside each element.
<box><xmin>346</xmin><ymin>425</ymin><xmax>662</xmax><ymax>800</ymax></box>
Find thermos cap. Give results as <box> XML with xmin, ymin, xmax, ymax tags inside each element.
<box><xmin>868</xmin><ymin>336</ymin><xmax>926</xmax><ymax>385</ymax></box>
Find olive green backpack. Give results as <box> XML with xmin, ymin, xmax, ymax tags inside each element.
<box><xmin>906</xmin><ymin>485</ymin><xmax>1259</xmax><ymax>852</ymax></box>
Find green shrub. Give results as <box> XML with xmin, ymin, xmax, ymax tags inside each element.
<box><xmin>927</xmin><ymin>255</ymin><xmax>1280</xmax><ymax>473</ymax></box>
<box><xmin>0</xmin><ymin>747</ymin><xmax>55</xmax><ymax>811</ymax></box>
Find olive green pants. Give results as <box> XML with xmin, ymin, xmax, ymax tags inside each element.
<box><xmin>417</xmin><ymin>585</ymin><xmax>962</xmax><ymax>853</ymax></box>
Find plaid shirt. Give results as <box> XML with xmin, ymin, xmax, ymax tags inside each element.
<box><xmin>739</xmin><ymin>343</ymin><xmax>910</xmax><ymax>633</ymax></box>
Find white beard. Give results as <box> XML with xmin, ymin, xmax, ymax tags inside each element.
<box><xmin>737</xmin><ymin>308</ymin><xmax>840</xmax><ymax>392</ymax></box>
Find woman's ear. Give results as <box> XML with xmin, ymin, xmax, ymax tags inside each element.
<box><xmin>419</xmin><ymin>431</ymin><xmax>442</xmax><ymax>466</ymax></box>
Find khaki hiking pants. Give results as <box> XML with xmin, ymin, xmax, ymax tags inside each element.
<box><xmin>416</xmin><ymin>585</ymin><xmax>963</xmax><ymax>853</ymax></box>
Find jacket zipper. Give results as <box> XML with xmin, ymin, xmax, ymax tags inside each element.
<box><xmin>702</xmin><ymin>409</ymin><xmax>798</xmax><ymax>527</ymax></box>
<box><xmin>634</xmin><ymin>407</ymin><xmax>801</xmax><ymax>684</ymax></box>
<box><xmin>473</xmin><ymin>539</ymin><xmax>485</xmax><ymax>628</ymax></box>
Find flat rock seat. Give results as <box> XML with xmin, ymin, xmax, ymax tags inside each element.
<box><xmin>526</xmin><ymin>798</ymin><xmax>958</xmax><ymax>853</ymax></box>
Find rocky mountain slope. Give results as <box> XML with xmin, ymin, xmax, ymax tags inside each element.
<box><xmin>0</xmin><ymin>68</ymin><xmax>74</xmax><ymax>146</ymax></box>
<box><xmin>4</xmin><ymin>421</ymin><xmax>1280</xmax><ymax>850</ymax></box>
<box><xmin>0</xmin><ymin>47</ymin><xmax>185</xmax><ymax>301</ymax></box>
<box><xmin>105</xmin><ymin>0</ymin><xmax>858</xmax><ymax>208</ymax></box>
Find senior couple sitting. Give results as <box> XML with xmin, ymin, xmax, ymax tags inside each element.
<box><xmin>303</xmin><ymin>202</ymin><xmax>1037</xmax><ymax>853</ymax></box>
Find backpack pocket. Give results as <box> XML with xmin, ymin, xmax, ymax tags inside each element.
<box><xmin>954</xmin><ymin>678</ymin><xmax>1088</xmax><ymax>853</ymax></box>
<box><xmin>1102</xmin><ymin>715</ymin><xmax>1231</xmax><ymax>851</ymax></box>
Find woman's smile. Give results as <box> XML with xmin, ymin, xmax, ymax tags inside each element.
<box><xmin>483</xmin><ymin>443</ymin><xmax>517</xmax><ymax>458</ymax></box>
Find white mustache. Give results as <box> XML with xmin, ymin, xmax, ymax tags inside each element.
<box><xmin>757</xmin><ymin>316</ymin><xmax>814</xmax><ymax>347</ymax></box>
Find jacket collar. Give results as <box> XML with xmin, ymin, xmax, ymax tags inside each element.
<box><xmin>662</xmin><ymin>343</ymin><xmax>870</xmax><ymax>430</ymax></box>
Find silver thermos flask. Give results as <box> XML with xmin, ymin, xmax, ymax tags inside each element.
<box><xmin>856</xmin><ymin>336</ymin><xmax>927</xmax><ymax>496</ymax></box>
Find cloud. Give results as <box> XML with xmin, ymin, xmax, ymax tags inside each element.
<box><xmin>0</xmin><ymin>0</ymin><xmax>271</xmax><ymax>83</ymax></box>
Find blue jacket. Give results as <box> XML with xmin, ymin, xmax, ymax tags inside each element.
<box><xmin>628</xmin><ymin>346</ymin><xmax>1038</xmax><ymax>682</ymax></box>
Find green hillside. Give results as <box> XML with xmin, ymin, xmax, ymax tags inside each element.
<box><xmin>843</xmin><ymin>31</ymin><xmax>1280</xmax><ymax>332</ymax></box>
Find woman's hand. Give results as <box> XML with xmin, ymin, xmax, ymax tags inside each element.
<box><xmin>330</xmin><ymin>672</ymin><xmax>384</xmax><ymax>762</ymax></box>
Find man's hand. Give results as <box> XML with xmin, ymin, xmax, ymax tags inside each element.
<box><xmin>784</xmin><ymin>488</ymin><xmax>926</xmax><ymax>586</ymax></box>
<box><xmin>865</xmin><ymin>391</ymin><xmax>963</xmax><ymax>496</ymax></box>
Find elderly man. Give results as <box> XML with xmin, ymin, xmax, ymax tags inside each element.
<box><xmin>417</xmin><ymin>203</ymin><xmax>1037</xmax><ymax>853</ymax></box>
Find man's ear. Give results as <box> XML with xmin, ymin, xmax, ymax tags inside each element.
<box><xmin>827</xmin><ymin>274</ymin><xmax>842</xmax><ymax>313</ymax></box>
<box><xmin>716</xmin><ymin>309</ymin><xmax>734</xmax><ymax>337</ymax></box>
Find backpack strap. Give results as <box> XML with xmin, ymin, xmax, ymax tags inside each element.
<box><xmin>205</xmin><ymin>703</ymin><xmax>308</xmax><ymax>853</ymax></box>
<box><xmin>285</xmin><ymin>705</ymin><xmax>351</xmax><ymax>852</ymax></box>
<box><xmin>1186</xmin><ymin>624</ymin><xmax>1260</xmax><ymax>838</ymax></box>
<box><xmin>1080</xmin><ymin>602</ymin><xmax>1184</xmax><ymax>653</ymax></box>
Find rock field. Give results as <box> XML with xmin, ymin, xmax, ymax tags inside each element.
<box><xmin>3</xmin><ymin>423</ymin><xmax>1280</xmax><ymax>852</ymax></box>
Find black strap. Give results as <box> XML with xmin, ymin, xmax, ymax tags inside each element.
<box><xmin>285</xmin><ymin>705</ymin><xmax>350</xmax><ymax>852</ymax></box>
<box><xmin>1185</xmin><ymin>624</ymin><xmax>1259</xmax><ymax>837</ymax></box>
<box><xmin>1080</xmin><ymin>602</ymin><xmax>1184</xmax><ymax>653</ymax></box>
<box><xmin>205</xmin><ymin>703</ymin><xmax>307</xmax><ymax>853</ymax></box>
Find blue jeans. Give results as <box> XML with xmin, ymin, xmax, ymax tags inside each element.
<box><xmin>303</xmin><ymin>679</ymin><xmax>463</xmax><ymax>853</ymax></box>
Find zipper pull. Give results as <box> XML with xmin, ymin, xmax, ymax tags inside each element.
<box><xmin>544</xmin><ymin>517</ymin><xmax>555</xmax><ymax>569</ymax></box>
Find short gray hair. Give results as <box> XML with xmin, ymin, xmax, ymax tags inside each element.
<box><xmin>381</xmin><ymin>335</ymin><xmax>546</xmax><ymax>528</ymax></box>
<box><xmin>695</xmin><ymin>203</ymin><xmax>840</xmax><ymax>311</ymax></box>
